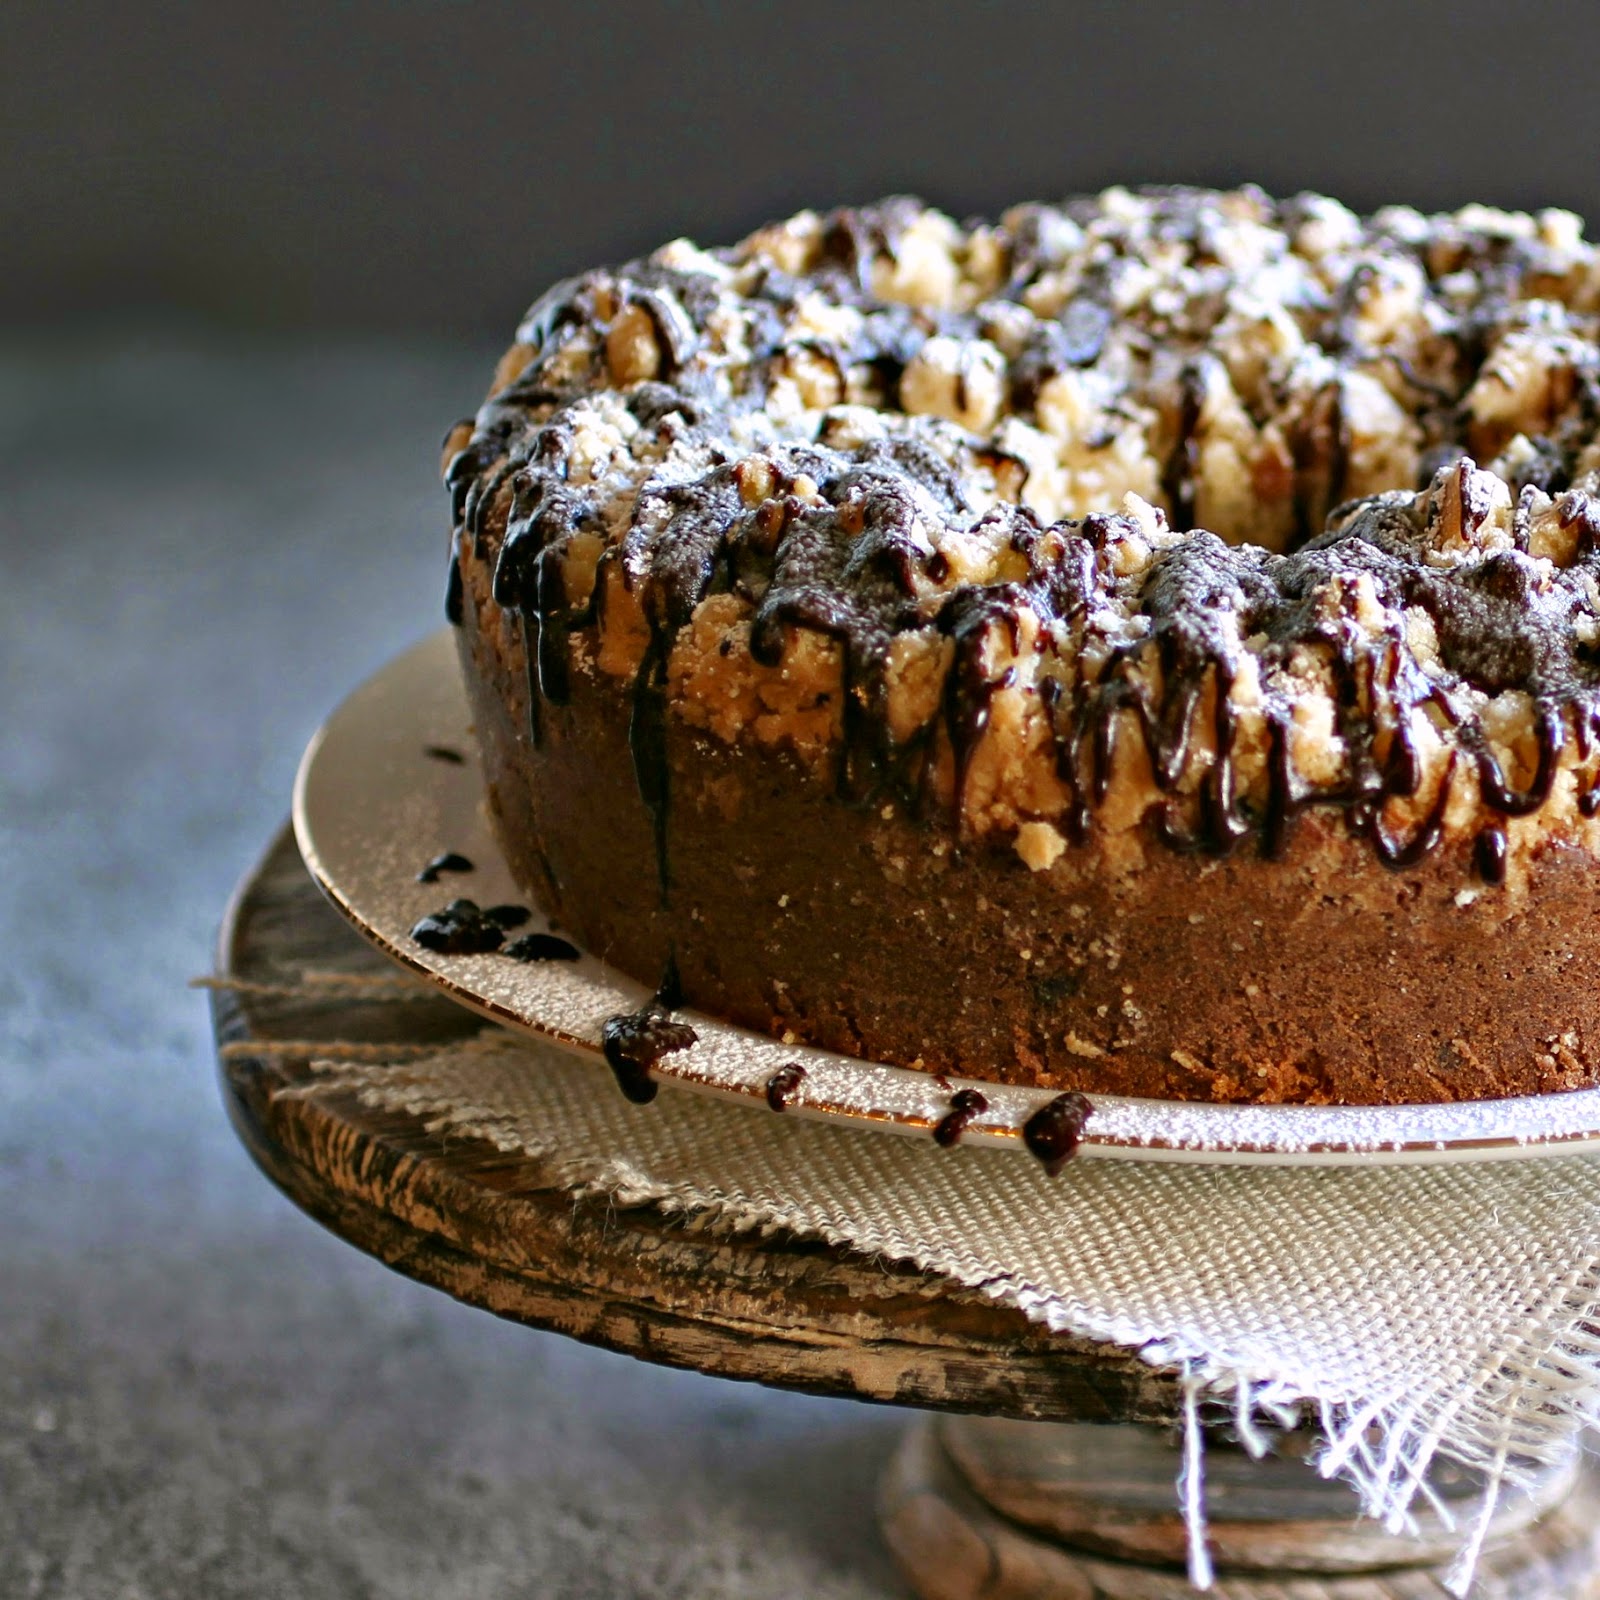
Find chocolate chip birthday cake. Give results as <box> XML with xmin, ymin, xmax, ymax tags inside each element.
<box><xmin>443</xmin><ymin>186</ymin><xmax>1600</xmax><ymax>1106</ymax></box>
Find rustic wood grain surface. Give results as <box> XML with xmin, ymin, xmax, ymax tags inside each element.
<box><xmin>213</xmin><ymin>824</ymin><xmax>1187</xmax><ymax>1425</ymax></box>
<box><xmin>881</xmin><ymin>1422</ymin><xmax>1600</xmax><ymax>1600</ymax></box>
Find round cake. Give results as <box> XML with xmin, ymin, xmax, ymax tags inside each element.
<box><xmin>442</xmin><ymin>186</ymin><xmax>1600</xmax><ymax>1107</ymax></box>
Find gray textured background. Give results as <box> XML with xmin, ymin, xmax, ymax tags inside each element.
<box><xmin>8</xmin><ymin>3</ymin><xmax>1600</xmax><ymax>1595</ymax></box>
<box><xmin>11</xmin><ymin>0</ymin><xmax>1600</xmax><ymax>335</ymax></box>
<box><xmin>1</xmin><ymin>339</ymin><xmax>900</xmax><ymax>1599</ymax></box>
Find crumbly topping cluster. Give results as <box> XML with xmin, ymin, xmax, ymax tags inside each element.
<box><xmin>445</xmin><ymin>188</ymin><xmax>1600</xmax><ymax>881</ymax></box>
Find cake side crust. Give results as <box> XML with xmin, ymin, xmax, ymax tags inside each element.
<box><xmin>458</xmin><ymin>561</ymin><xmax>1600</xmax><ymax>1105</ymax></box>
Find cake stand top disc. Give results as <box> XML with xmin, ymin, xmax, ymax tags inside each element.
<box><xmin>212</xmin><ymin>824</ymin><xmax>1178</xmax><ymax>1423</ymax></box>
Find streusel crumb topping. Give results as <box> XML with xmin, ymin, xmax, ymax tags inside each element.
<box><xmin>445</xmin><ymin>188</ymin><xmax>1600</xmax><ymax>884</ymax></box>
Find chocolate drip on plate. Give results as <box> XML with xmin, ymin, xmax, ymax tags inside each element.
<box><xmin>481</xmin><ymin>904</ymin><xmax>532</xmax><ymax>931</ymax></box>
<box><xmin>502</xmin><ymin>931</ymin><xmax>581</xmax><ymax>962</ymax></box>
<box><xmin>410</xmin><ymin>899</ymin><xmax>508</xmax><ymax>955</ymax></box>
<box><xmin>1022</xmin><ymin>1092</ymin><xmax>1093</xmax><ymax>1175</ymax></box>
<box><xmin>933</xmin><ymin>1088</ymin><xmax>989</xmax><ymax>1148</ymax></box>
<box><xmin>416</xmin><ymin>851</ymin><xmax>474</xmax><ymax>884</ymax></box>
<box><xmin>765</xmin><ymin>1062</ymin><xmax>807</xmax><ymax>1111</ymax></box>
<box><xmin>600</xmin><ymin>956</ymin><xmax>697</xmax><ymax>1104</ymax></box>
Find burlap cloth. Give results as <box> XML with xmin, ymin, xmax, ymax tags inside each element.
<box><xmin>254</xmin><ymin>973</ymin><xmax>1600</xmax><ymax>1592</ymax></box>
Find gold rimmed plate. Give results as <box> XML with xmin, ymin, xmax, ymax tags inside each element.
<box><xmin>292</xmin><ymin>631</ymin><xmax>1600</xmax><ymax>1166</ymax></box>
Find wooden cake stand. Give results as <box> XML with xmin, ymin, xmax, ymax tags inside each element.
<box><xmin>211</xmin><ymin>826</ymin><xmax>1600</xmax><ymax>1599</ymax></box>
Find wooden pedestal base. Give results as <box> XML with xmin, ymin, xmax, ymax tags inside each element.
<box><xmin>880</xmin><ymin>1418</ymin><xmax>1600</xmax><ymax>1599</ymax></box>
<box><xmin>215</xmin><ymin>832</ymin><xmax>1600</xmax><ymax>1600</ymax></box>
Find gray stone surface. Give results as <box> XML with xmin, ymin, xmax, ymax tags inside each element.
<box><xmin>0</xmin><ymin>334</ymin><xmax>904</xmax><ymax>1598</ymax></box>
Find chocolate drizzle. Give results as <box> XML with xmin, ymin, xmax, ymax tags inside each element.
<box><xmin>1161</xmin><ymin>366</ymin><xmax>1202</xmax><ymax>533</ymax></box>
<box><xmin>1022</xmin><ymin>1092</ymin><xmax>1094</xmax><ymax>1174</ymax></box>
<box><xmin>444</xmin><ymin>545</ymin><xmax>465</xmax><ymax>626</ymax></box>
<box><xmin>765</xmin><ymin>1062</ymin><xmax>807</xmax><ymax>1111</ymax></box>
<box><xmin>600</xmin><ymin>957</ymin><xmax>698</xmax><ymax>1104</ymax></box>
<box><xmin>1474</xmin><ymin>824</ymin><xmax>1508</xmax><ymax>885</ymax></box>
<box><xmin>410</xmin><ymin>899</ymin><xmax>510</xmax><ymax>955</ymax></box>
<box><xmin>481</xmin><ymin>904</ymin><xmax>532</xmax><ymax>931</ymax></box>
<box><xmin>447</xmin><ymin>191</ymin><xmax>1600</xmax><ymax>894</ymax></box>
<box><xmin>933</xmin><ymin>1088</ymin><xmax>989</xmax><ymax>1147</ymax></box>
<box><xmin>502</xmin><ymin>931</ymin><xmax>581</xmax><ymax>962</ymax></box>
<box><xmin>416</xmin><ymin>851</ymin><xmax>474</xmax><ymax>884</ymax></box>
<box><xmin>629</xmin><ymin>644</ymin><xmax>673</xmax><ymax>895</ymax></box>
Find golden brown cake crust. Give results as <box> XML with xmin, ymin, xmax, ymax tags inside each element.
<box><xmin>442</xmin><ymin>188</ymin><xmax>1600</xmax><ymax>1104</ymax></box>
